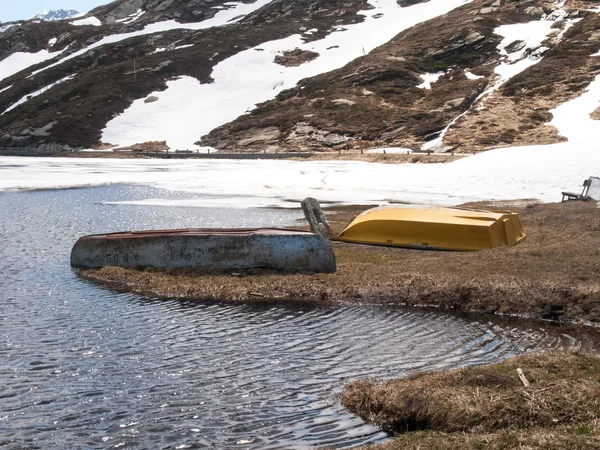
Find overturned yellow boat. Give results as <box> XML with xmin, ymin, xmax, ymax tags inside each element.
<box><xmin>336</xmin><ymin>207</ymin><xmax>525</xmax><ymax>251</ymax></box>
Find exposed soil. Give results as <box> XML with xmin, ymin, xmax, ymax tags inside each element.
<box><xmin>341</xmin><ymin>351</ymin><xmax>600</xmax><ymax>449</ymax></box>
<box><xmin>80</xmin><ymin>201</ymin><xmax>600</xmax><ymax>326</ymax></box>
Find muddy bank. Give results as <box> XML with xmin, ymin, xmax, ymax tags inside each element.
<box><xmin>342</xmin><ymin>351</ymin><xmax>600</xmax><ymax>449</ymax></box>
<box><xmin>79</xmin><ymin>201</ymin><xmax>600</xmax><ymax>326</ymax></box>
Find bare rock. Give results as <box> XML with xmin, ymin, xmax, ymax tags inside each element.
<box><xmin>274</xmin><ymin>48</ymin><xmax>319</xmax><ymax>67</ymax></box>
<box><xmin>524</xmin><ymin>6</ymin><xmax>545</xmax><ymax>17</ymax></box>
<box><xmin>144</xmin><ymin>96</ymin><xmax>159</xmax><ymax>103</ymax></box>
<box><xmin>445</xmin><ymin>97</ymin><xmax>466</xmax><ymax>109</ymax></box>
<box><xmin>397</xmin><ymin>0</ymin><xmax>429</xmax><ymax>6</ymax></box>
<box><xmin>104</xmin><ymin>0</ymin><xmax>144</xmax><ymax>23</ymax></box>
<box><xmin>286</xmin><ymin>122</ymin><xmax>347</xmax><ymax>147</ymax></box>
<box><xmin>119</xmin><ymin>141</ymin><xmax>169</xmax><ymax>152</ymax></box>
<box><xmin>237</xmin><ymin>127</ymin><xmax>281</xmax><ymax>146</ymax></box>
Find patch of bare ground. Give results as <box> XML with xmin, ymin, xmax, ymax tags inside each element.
<box><xmin>341</xmin><ymin>351</ymin><xmax>600</xmax><ymax>449</ymax></box>
<box><xmin>591</xmin><ymin>106</ymin><xmax>600</xmax><ymax>120</ymax></box>
<box><xmin>274</xmin><ymin>48</ymin><xmax>319</xmax><ymax>67</ymax></box>
<box><xmin>116</xmin><ymin>141</ymin><xmax>170</xmax><ymax>152</ymax></box>
<box><xmin>80</xmin><ymin>201</ymin><xmax>600</xmax><ymax>325</ymax></box>
<box><xmin>444</xmin><ymin>95</ymin><xmax>566</xmax><ymax>152</ymax></box>
<box><xmin>447</xmin><ymin>11</ymin><xmax>600</xmax><ymax>152</ymax></box>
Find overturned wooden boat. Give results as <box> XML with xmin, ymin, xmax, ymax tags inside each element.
<box><xmin>71</xmin><ymin>228</ymin><xmax>336</xmax><ymax>273</ymax></box>
<box><xmin>336</xmin><ymin>207</ymin><xmax>525</xmax><ymax>251</ymax></box>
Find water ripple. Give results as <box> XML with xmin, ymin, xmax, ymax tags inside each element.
<box><xmin>0</xmin><ymin>185</ymin><xmax>590</xmax><ymax>449</ymax></box>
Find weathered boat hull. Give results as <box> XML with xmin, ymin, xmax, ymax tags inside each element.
<box><xmin>71</xmin><ymin>228</ymin><xmax>336</xmax><ymax>273</ymax></box>
<box><xmin>336</xmin><ymin>207</ymin><xmax>525</xmax><ymax>251</ymax></box>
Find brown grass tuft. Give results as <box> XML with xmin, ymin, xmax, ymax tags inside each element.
<box><xmin>340</xmin><ymin>351</ymin><xmax>600</xmax><ymax>434</ymax></box>
<box><xmin>355</xmin><ymin>423</ymin><xmax>600</xmax><ymax>450</ymax></box>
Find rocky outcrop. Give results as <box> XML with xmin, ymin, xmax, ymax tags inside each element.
<box><xmin>118</xmin><ymin>140</ymin><xmax>169</xmax><ymax>151</ymax></box>
<box><xmin>274</xmin><ymin>48</ymin><xmax>319</xmax><ymax>67</ymax></box>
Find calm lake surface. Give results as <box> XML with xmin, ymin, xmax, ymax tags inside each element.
<box><xmin>0</xmin><ymin>185</ymin><xmax>587</xmax><ymax>449</ymax></box>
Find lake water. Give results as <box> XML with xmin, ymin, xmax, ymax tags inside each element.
<box><xmin>0</xmin><ymin>184</ymin><xmax>586</xmax><ymax>449</ymax></box>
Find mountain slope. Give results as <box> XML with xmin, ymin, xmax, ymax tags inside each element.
<box><xmin>0</xmin><ymin>0</ymin><xmax>598</xmax><ymax>153</ymax></box>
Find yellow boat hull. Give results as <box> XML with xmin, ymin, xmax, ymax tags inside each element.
<box><xmin>336</xmin><ymin>207</ymin><xmax>525</xmax><ymax>251</ymax></box>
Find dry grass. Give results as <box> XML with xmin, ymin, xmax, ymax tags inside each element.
<box><xmin>356</xmin><ymin>423</ymin><xmax>600</xmax><ymax>449</ymax></box>
<box><xmin>49</xmin><ymin>151</ymin><xmax>464</xmax><ymax>163</ymax></box>
<box><xmin>80</xmin><ymin>201</ymin><xmax>600</xmax><ymax>324</ymax></box>
<box><xmin>341</xmin><ymin>351</ymin><xmax>600</xmax><ymax>434</ymax></box>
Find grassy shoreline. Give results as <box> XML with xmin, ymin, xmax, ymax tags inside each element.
<box><xmin>79</xmin><ymin>201</ymin><xmax>600</xmax><ymax>327</ymax></box>
<box><xmin>77</xmin><ymin>201</ymin><xmax>600</xmax><ymax>448</ymax></box>
<box><xmin>341</xmin><ymin>351</ymin><xmax>600</xmax><ymax>449</ymax></box>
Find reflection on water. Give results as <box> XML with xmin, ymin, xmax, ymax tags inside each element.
<box><xmin>0</xmin><ymin>185</ymin><xmax>584</xmax><ymax>449</ymax></box>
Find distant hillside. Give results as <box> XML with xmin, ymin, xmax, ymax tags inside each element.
<box><xmin>33</xmin><ymin>9</ymin><xmax>80</xmax><ymax>21</ymax></box>
<box><xmin>0</xmin><ymin>0</ymin><xmax>599</xmax><ymax>153</ymax></box>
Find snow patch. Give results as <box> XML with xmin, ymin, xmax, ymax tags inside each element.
<box><xmin>29</xmin><ymin>0</ymin><xmax>276</xmax><ymax>78</ymax></box>
<box><xmin>0</xmin><ymin>84</ymin><xmax>13</xmax><ymax>96</ymax></box>
<box><xmin>464</xmin><ymin>71</ymin><xmax>483</xmax><ymax>80</ymax></box>
<box><xmin>152</xmin><ymin>44</ymin><xmax>194</xmax><ymax>54</ymax></box>
<box><xmin>103</xmin><ymin>0</ymin><xmax>474</xmax><ymax>149</ymax></box>
<box><xmin>494</xmin><ymin>20</ymin><xmax>554</xmax><ymax>64</ymax></box>
<box><xmin>2</xmin><ymin>75</ymin><xmax>75</xmax><ymax>115</ymax></box>
<box><xmin>115</xmin><ymin>9</ymin><xmax>145</xmax><ymax>24</ymax></box>
<box><xmin>0</xmin><ymin>24</ymin><xmax>17</xmax><ymax>33</ymax></box>
<box><xmin>174</xmin><ymin>44</ymin><xmax>194</xmax><ymax>51</ymax></box>
<box><xmin>48</xmin><ymin>38</ymin><xmax>57</xmax><ymax>46</ymax></box>
<box><xmin>0</xmin><ymin>141</ymin><xmax>597</xmax><ymax>207</ymax></box>
<box><xmin>548</xmin><ymin>74</ymin><xmax>600</xmax><ymax>143</ymax></box>
<box><xmin>417</xmin><ymin>72</ymin><xmax>444</xmax><ymax>89</ymax></box>
<box><xmin>0</xmin><ymin>49</ymin><xmax>65</xmax><ymax>83</ymax></box>
<box><xmin>70</xmin><ymin>16</ymin><xmax>102</xmax><ymax>27</ymax></box>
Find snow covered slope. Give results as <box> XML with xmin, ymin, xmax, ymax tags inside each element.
<box><xmin>33</xmin><ymin>9</ymin><xmax>80</xmax><ymax>21</ymax></box>
<box><xmin>102</xmin><ymin>0</ymin><xmax>473</xmax><ymax>149</ymax></box>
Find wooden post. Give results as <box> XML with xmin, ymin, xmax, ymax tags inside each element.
<box><xmin>301</xmin><ymin>197</ymin><xmax>335</xmax><ymax>240</ymax></box>
<box><xmin>516</xmin><ymin>368</ymin><xmax>530</xmax><ymax>387</ymax></box>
